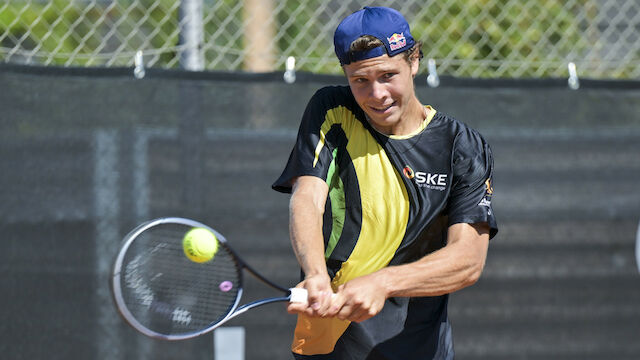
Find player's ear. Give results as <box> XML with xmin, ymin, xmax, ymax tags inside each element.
<box><xmin>408</xmin><ymin>43</ymin><xmax>422</xmax><ymax>78</ymax></box>
<box><xmin>410</xmin><ymin>54</ymin><xmax>420</xmax><ymax>78</ymax></box>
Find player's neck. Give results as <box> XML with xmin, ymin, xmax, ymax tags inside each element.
<box><xmin>375</xmin><ymin>97</ymin><xmax>425</xmax><ymax>136</ymax></box>
<box><xmin>403</xmin><ymin>98</ymin><xmax>427</xmax><ymax>133</ymax></box>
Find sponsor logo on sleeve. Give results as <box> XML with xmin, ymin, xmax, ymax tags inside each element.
<box><xmin>478</xmin><ymin>178</ymin><xmax>494</xmax><ymax>215</ymax></box>
<box><xmin>478</xmin><ymin>198</ymin><xmax>491</xmax><ymax>207</ymax></box>
<box><xmin>485</xmin><ymin>178</ymin><xmax>493</xmax><ymax>195</ymax></box>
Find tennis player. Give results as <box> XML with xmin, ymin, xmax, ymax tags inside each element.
<box><xmin>273</xmin><ymin>6</ymin><xmax>498</xmax><ymax>359</ymax></box>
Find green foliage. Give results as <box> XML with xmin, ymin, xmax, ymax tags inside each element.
<box><xmin>412</xmin><ymin>0</ymin><xmax>593</xmax><ymax>77</ymax></box>
<box><xmin>0</xmin><ymin>0</ymin><xmax>180</xmax><ymax>66</ymax></box>
<box><xmin>0</xmin><ymin>0</ymin><xmax>636</xmax><ymax>78</ymax></box>
<box><xmin>275</xmin><ymin>0</ymin><xmax>341</xmax><ymax>73</ymax></box>
<box><xmin>202</xmin><ymin>0</ymin><xmax>245</xmax><ymax>70</ymax></box>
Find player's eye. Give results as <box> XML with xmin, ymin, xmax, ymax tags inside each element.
<box><xmin>382</xmin><ymin>72</ymin><xmax>396</xmax><ymax>80</ymax></box>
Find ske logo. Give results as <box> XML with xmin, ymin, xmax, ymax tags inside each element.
<box><xmin>403</xmin><ymin>166</ymin><xmax>448</xmax><ymax>190</ymax></box>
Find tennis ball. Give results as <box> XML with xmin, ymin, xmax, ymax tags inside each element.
<box><xmin>182</xmin><ymin>227</ymin><xmax>218</xmax><ymax>263</ymax></box>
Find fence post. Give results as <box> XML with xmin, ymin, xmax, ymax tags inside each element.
<box><xmin>179</xmin><ymin>0</ymin><xmax>205</xmax><ymax>71</ymax></box>
<box><xmin>243</xmin><ymin>0</ymin><xmax>276</xmax><ymax>72</ymax></box>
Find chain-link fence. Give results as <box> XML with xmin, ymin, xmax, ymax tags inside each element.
<box><xmin>1</xmin><ymin>0</ymin><xmax>639</xmax><ymax>78</ymax></box>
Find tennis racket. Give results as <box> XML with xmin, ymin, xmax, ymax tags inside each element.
<box><xmin>110</xmin><ymin>217</ymin><xmax>308</xmax><ymax>340</ymax></box>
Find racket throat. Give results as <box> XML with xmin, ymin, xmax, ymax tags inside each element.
<box><xmin>230</xmin><ymin>296</ymin><xmax>291</xmax><ymax>320</ymax></box>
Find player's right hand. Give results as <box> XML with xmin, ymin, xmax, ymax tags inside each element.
<box><xmin>287</xmin><ymin>273</ymin><xmax>334</xmax><ymax>317</ymax></box>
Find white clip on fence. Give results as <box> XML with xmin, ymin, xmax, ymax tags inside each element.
<box><xmin>427</xmin><ymin>58</ymin><xmax>440</xmax><ymax>88</ymax></box>
<box><xmin>284</xmin><ymin>56</ymin><xmax>296</xmax><ymax>84</ymax></box>
<box><xmin>134</xmin><ymin>51</ymin><xmax>145</xmax><ymax>79</ymax></box>
<box><xmin>568</xmin><ymin>62</ymin><xmax>579</xmax><ymax>90</ymax></box>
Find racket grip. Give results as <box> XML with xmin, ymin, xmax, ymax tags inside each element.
<box><xmin>288</xmin><ymin>288</ymin><xmax>337</xmax><ymax>303</ymax></box>
<box><xmin>289</xmin><ymin>288</ymin><xmax>308</xmax><ymax>303</ymax></box>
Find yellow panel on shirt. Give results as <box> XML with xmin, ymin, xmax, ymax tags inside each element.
<box><xmin>293</xmin><ymin>105</ymin><xmax>411</xmax><ymax>355</ymax></box>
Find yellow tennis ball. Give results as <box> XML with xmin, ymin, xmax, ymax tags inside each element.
<box><xmin>182</xmin><ymin>227</ymin><xmax>218</xmax><ymax>263</ymax></box>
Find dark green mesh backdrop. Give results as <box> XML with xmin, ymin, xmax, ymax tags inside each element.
<box><xmin>1</xmin><ymin>64</ymin><xmax>639</xmax><ymax>360</ymax></box>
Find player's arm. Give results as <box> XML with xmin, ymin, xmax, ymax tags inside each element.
<box><xmin>329</xmin><ymin>222</ymin><xmax>489</xmax><ymax>322</ymax></box>
<box><xmin>379</xmin><ymin>222</ymin><xmax>489</xmax><ymax>296</ymax></box>
<box><xmin>286</xmin><ymin>175</ymin><xmax>334</xmax><ymax>317</ymax></box>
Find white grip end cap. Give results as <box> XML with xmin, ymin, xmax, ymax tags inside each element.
<box><xmin>289</xmin><ymin>288</ymin><xmax>308</xmax><ymax>303</ymax></box>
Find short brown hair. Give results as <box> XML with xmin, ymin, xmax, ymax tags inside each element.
<box><xmin>348</xmin><ymin>35</ymin><xmax>423</xmax><ymax>64</ymax></box>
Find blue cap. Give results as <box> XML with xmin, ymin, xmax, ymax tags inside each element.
<box><xmin>334</xmin><ymin>6</ymin><xmax>416</xmax><ymax>65</ymax></box>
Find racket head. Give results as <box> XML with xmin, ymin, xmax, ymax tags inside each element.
<box><xmin>111</xmin><ymin>217</ymin><xmax>244</xmax><ymax>340</ymax></box>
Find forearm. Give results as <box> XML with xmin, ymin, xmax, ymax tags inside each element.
<box><xmin>380</xmin><ymin>244</ymin><xmax>483</xmax><ymax>297</ymax></box>
<box><xmin>287</xmin><ymin>176</ymin><xmax>336</xmax><ymax>316</ymax></box>
<box><xmin>377</xmin><ymin>223</ymin><xmax>489</xmax><ymax>298</ymax></box>
<box><xmin>289</xmin><ymin>176</ymin><xmax>330</xmax><ymax>277</ymax></box>
<box><xmin>289</xmin><ymin>194</ymin><xmax>327</xmax><ymax>277</ymax></box>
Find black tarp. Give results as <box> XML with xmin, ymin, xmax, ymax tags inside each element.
<box><xmin>1</xmin><ymin>64</ymin><xmax>639</xmax><ymax>359</ymax></box>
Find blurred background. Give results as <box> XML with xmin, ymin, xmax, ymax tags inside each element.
<box><xmin>1</xmin><ymin>1</ymin><xmax>639</xmax><ymax>359</ymax></box>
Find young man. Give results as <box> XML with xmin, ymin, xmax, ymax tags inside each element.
<box><xmin>273</xmin><ymin>6</ymin><xmax>498</xmax><ymax>360</ymax></box>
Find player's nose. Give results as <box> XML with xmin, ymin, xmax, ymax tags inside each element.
<box><xmin>369</xmin><ymin>81</ymin><xmax>389</xmax><ymax>101</ymax></box>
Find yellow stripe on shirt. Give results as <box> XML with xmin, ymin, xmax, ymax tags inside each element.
<box><xmin>293</xmin><ymin>106</ymin><xmax>410</xmax><ymax>355</ymax></box>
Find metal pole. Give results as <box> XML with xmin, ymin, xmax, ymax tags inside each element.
<box><xmin>179</xmin><ymin>0</ymin><xmax>204</xmax><ymax>71</ymax></box>
<box><xmin>178</xmin><ymin>1</ymin><xmax>205</xmax><ymax>222</ymax></box>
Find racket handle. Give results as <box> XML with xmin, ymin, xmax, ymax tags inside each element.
<box><xmin>288</xmin><ymin>288</ymin><xmax>337</xmax><ymax>303</ymax></box>
<box><xmin>289</xmin><ymin>288</ymin><xmax>308</xmax><ymax>303</ymax></box>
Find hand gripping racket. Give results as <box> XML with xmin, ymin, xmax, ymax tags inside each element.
<box><xmin>110</xmin><ymin>217</ymin><xmax>308</xmax><ymax>340</ymax></box>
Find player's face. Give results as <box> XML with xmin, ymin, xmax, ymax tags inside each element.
<box><xmin>344</xmin><ymin>53</ymin><xmax>421</xmax><ymax>135</ymax></box>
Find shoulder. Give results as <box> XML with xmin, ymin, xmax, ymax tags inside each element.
<box><xmin>301</xmin><ymin>85</ymin><xmax>364</xmax><ymax>129</ymax></box>
<box><xmin>430</xmin><ymin>112</ymin><xmax>490</xmax><ymax>152</ymax></box>
<box><xmin>307</xmin><ymin>85</ymin><xmax>357</xmax><ymax>110</ymax></box>
<box><xmin>431</xmin><ymin>115</ymin><xmax>494</xmax><ymax>180</ymax></box>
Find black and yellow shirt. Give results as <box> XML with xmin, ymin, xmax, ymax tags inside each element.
<box><xmin>273</xmin><ymin>85</ymin><xmax>497</xmax><ymax>359</ymax></box>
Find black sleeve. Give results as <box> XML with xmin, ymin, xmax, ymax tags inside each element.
<box><xmin>447</xmin><ymin>126</ymin><xmax>498</xmax><ymax>239</ymax></box>
<box><xmin>271</xmin><ymin>87</ymin><xmax>339</xmax><ymax>193</ymax></box>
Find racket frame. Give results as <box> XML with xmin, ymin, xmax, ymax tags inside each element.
<box><xmin>111</xmin><ymin>217</ymin><xmax>298</xmax><ymax>340</ymax></box>
<box><xmin>111</xmin><ymin>218</ymin><xmax>241</xmax><ymax>340</ymax></box>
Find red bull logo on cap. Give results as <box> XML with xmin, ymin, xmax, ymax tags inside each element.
<box><xmin>387</xmin><ymin>32</ymin><xmax>407</xmax><ymax>51</ymax></box>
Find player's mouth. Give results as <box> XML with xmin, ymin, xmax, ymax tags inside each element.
<box><xmin>368</xmin><ymin>101</ymin><xmax>396</xmax><ymax>114</ymax></box>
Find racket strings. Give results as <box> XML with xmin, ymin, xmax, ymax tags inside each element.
<box><xmin>118</xmin><ymin>223</ymin><xmax>242</xmax><ymax>335</ymax></box>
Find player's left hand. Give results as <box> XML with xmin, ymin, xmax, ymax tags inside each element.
<box><xmin>327</xmin><ymin>273</ymin><xmax>388</xmax><ymax>323</ymax></box>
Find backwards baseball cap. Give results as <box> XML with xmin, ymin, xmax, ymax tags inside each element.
<box><xmin>334</xmin><ymin>6</ymin><xmax>416</xmax><ymax>65</ymax></box>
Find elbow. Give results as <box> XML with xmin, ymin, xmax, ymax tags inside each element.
<box><xmin>447</xmin><ymin>222</ymin><xmax>490</xmax><ymax>291</ymax></box>
<box><xmin>461</xmin><ymin>261</ymin><xmax>485</xmax><ymax>288</ymax></box>
<box><xmin>465</xmin><ymin>269</ymin><xmax>482</xmax><ymax>287</ymax></box>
